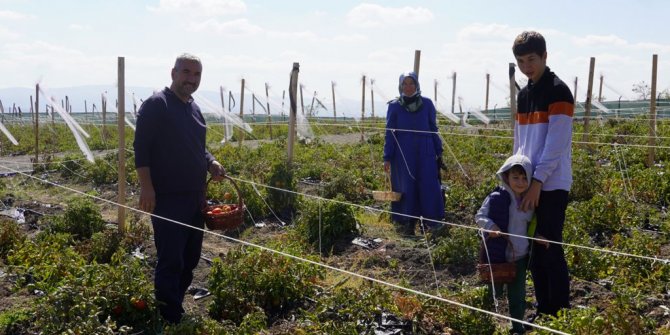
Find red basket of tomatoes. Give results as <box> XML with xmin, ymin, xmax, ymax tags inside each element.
<box><xmin>202</xmin><ymin>176</ymin><xmax>245</xmax><ymax>231</ymax></box>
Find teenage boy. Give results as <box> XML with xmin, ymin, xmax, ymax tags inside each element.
<box><xmin>512</xmin><ymin>31</ymin><xmax>574</xmax><ymax>317</ymax></box>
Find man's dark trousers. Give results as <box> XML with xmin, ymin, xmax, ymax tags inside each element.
<box><xmin>152</xmin><ymin>192</ymin><xmax>205</xmax><ymax>323</ymax></box>
<box><xmin>530</xmin><ymin>190</ymin><xmax>570</xmax><ymax>316</ymax></box>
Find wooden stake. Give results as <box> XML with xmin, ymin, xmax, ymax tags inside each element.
<box><xmin>434</xmin><ymin>79</ymin><xmax>438</xmax><ymax>103</ymax></box>
<box><xmin>573</xmin><ymin>77</ymin><xmax>578</xmax><ymax>103</ymax></box>
<box><xmin>361</xmin><ymin>75</ymin><xmax>366</xmax><ymax>142</ymax></box>
<box><xmin>598</xmin><ymin>74</ymin><xmax>604</xmax><ymax>102</ymax></box>
<box><xmin>132</xmin><ymin>93</ymin><xmax>137</xmax><ymax>117</ymax></box>
<box><xmin>287</xmin><ymin>63</ymin><xmax>299</xmax><ymax>165</ymax></box>
<box><xmin>331</xmin><ymin>81</ymin><xmax>337</xmax><ymax>122</ymax></box>
<box><xmin>252</xmin><ymin>93</ymin><xmax>256</xmax><ymax>118</ymax></box>
<box><xmin>220</xmin><ymin>86</ymin><xmax>225</xmax><ymax>111</ymax></box>
<box><xmin>485</xmin><ymin>73</ymin><xmax>490</xmax><ymax>113</ymax></box>
<box><xmin>34</xmin><ymin>84</ymin><xmax>39</xmax><ymax>165</ymax></box>
<box><xmin>299</xmin><ymin>84</ymin><xmax>305</xmax><ymax>115</ymax></box>
<box><xmin>370</xmin><ymin>79</ymin><xmax>375</xmax><ymax>119</ymax></box>
<box><xmin>309</xmin><ymin>91</ymin><xmax>316</xmax><ymax>117</ymax></box>
<box><xmin>102</xmin><ymin>93</ymin><xmax>107</xmax><ymax>140</ymax></box>
<box><xmin>281</xmin><ymin>90</ymin><xmax>286</xmax><ymax>121</ymax></box>
<box><xmin>265</xmin><ymin>83</ymin><xmax>273</xmax><ymax>139</ymax></box>
<box><xmin>238</xmin><ymin>78</ymin><xmax>245</xmax><ymax>148</ymax></box>
<box><xmin>85</xmin><ymin>100</ymin><xmax>88</xmax><ymax>114</ymax></box>
<box><xmin>117</xmin><ymin>56</ymin><xmax>126</xmax><ymax>232</ymax></box>
<box><xmin>451</xmin><ymin>72</ymin><xmax>457</xmax><ymax>114</ymax></box>
<box><xmin>508</xmin><ymin>64</ymin><xmax>517</xmax><ymax>127</ymax></box>
<box><xmin>413</xmin><ymin>50</ymin><xmax>421</xmax><ymax>77</ymax></box>
<box><xmin>647</xmin><ymin>54</ymin><xmax>658</xmax><ymax>167</ymax></box>
<box><xmin>583</xmin><ymin>57</ymin><xmax>595</xmax><ymax>142</ymax></box>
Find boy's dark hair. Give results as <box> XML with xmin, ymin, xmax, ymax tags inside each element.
<box><xmin>505</xmin><ymin>164</ymin><xmax>527</xmax><ymax>177</ymax></box>
<box><xmin>512</xmin><ymin>31</ymin><xmax>546</xmax><ymax>57</ymax></box>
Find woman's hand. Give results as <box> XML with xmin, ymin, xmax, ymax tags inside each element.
<box><xmin>383</xmin><ymin>161</ymin><xmax>390</xmax><ymax>174</ymax></box>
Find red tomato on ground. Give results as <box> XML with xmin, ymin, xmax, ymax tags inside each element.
<box><xmin>132</xmin><ymin>299</ymin><xmax>147</xmax><ymax>310</ymax></box>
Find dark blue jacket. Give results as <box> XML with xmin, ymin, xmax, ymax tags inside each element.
<box><xmin>477</xmin><ymin>186</ymin><xmax>511</xmax><ymax>263</ymax></box>
<box><xmin>134</xmin><ymin>88</ymin><xmax>215</xmax><ymax>195</ymax></box>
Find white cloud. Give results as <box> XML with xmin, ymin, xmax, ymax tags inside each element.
<box><xmin>267</xmin><ymin>30</ymin><xmax>318</xmax><ymax>41</ymax></box>
<box><xmin>0</xmin><ymin>26</ymin><xmax>19</xmax><ymax>40</ymax></box>
<box><xmin>68</xmin><ymin>23</ymin><xmax>90</xmax><ymax>31</ymax></box>
<box><xmin>147</xmin><ymin>0</ymin><xmax>246</xmax><ymax>17</ymax></box>
<box><xmin>188</xmin><ymin>18</ymin><xmax>262</xmax><ymax>36</ymax></box>
<box><xmin>367</xmin><ymin>48</ymin><xmax>405</xmax><ymax>63</ymax></box>
<box><xmin>191</xmin><ymin>19</ymin><xmax>332</xmax><ymax>42</ymax></box>
<box><xmin>457</xmin><ymin>23</ymin><xmax>518</xmax><ymax>43</ymax></box>
<box><xmin>332</xmin><ymin>33</ymin><xmax>367</xmax><ymax>43</ymax></box>
<box><xmin>573</xmin><ymin>34</ymin><xmax>628</xmax><ymax>47</ymax></box>
<box><xmin>346</xmin><ymin>3</ymin><xmax>433</xmax><ymax>28</ymax></box>
<box><xmin>0</xmin><ymin>10</ymin><xmax>34</xmax><ymax>20</ymax></box>
<box><xmin>0</xmin><ymin>41</ymin><xmax>118</xmax><ymax>88</ymax></box>
<box><xmin>633</xmin><ymin>42</ymin><xmax>670</xmax><ymax>54</ymax></box>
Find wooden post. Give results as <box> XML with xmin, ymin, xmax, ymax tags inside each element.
<box><xmin>573</xmin><ymin>77</ymin><xmax>578</xmax><ymax>103</ymax></box>
<box><xmin>287</xmin><ymin>63</ymin><xmax>299</xmax><ymax>165</ymax></box>
<box><xmin>370</xmin><ymin>79</ymin><xmax>375</xmax><ymax>118</ymax></box>
<box><xmin>331</xmin><ymin>81</ymin><xmax>337</xmax><ymax>122</ymax></box>
<box><xmin>85</xmin><ymin>100</ymin><xmax>88</xmax><ymax>114</ymax></box>
<box><xmin>583</xmin><ymin>57</ymin><xmax>595</xmax><ymax>142</ymax></box>
<box><xmin>265</xmin><ymin>83</ymin><xmax>273</xmax><ymax>139</ymax></box>
<box><xmin>34</xmin><ymin>84</ymin><xmax>39</xmax><ymax>165</ymax></box>
<box><xmin>598</xmin><ymin>74</ymin><xmax>604</xmax><ymax>102</ymax></box>
<box><xmin>117</xmin><ymin>56</ymin><xmax>126</xmax><ymax>232</ymax></box>
<box><xmin>252</xmin><ymin>93</ymin><xmax>256</xmax><ymax>118</ymax></box>
<box><xmin>132</xmin><ymin>93</ymin><xmax>137</xmax><ymax>117</ymax></box>
<box><xmin>647</xmin><ymin>54</ymin><xmax>658</xmax><ymax>167</ymax></box>
<box><xmin>451</xmin><ymin>72</ymin><xmax>457</xmax><ymax>114</ymax></box>
<box><xmin>281</xmin><ymin>90</ymin><xmax>286</xmax><ymax>121</ymax></box>
<box><xmin>485</xmin><ymin>73</ymin><xmax>490</xmax><ymax>113</ymax></box>
<box><xmin>309</xmin><ymin>91</ymin><xmax>316</xmax><ymax>117</ymax></box>
<box><xmin>434</xmin><ymin>79</ymin><xmax>438</xmax><ymax>103</ymax></box>
<box><xmin>65</xmin><ymin>96</ymin><xmax>70</xmax><ymax>114</ymax></box>
<box><xmin>238</xmin><ymin>78</ymin><xmax>245</xmax><ymax>148</ymax></box>
<box><xmin>299</xmin><ymin>84</ymin><xmax>305</xmax><ymax>115</ymax></box>
<box><xmin>413</xmin><ymin>50</ymin><xmax>421</xmax><ymax>77</ymax></box>
<box><xmin>220</xmin><ymin>86</ymin><xmax>225</xmax><ymax>111</ymax></box>
<box><xmin>360</xmin><ymin>75</ymin><xmax>366</xmax><ymax>142</ymax></box>
<box><xmin>101</xmin><ymin>93</ymin><xmax>107</xmax><ymax>140</ymax></box>
<box><xmin>508</xmin><ymin>63</ymin><xmax>517</xmax><ymax>127</ymax></box>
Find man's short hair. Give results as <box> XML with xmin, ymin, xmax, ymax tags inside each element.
<box><xmin>174</xmin><ymin>53</ymin><xmax>201</xmax><ymax>70</ymax></box>
<box><xmin>512</xmin><ymin>31</ymin><xmax>546</xmax><ymax>57</ymax></box>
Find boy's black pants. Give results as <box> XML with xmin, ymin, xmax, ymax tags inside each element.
<box><xmin>530</xmin><ymin>190</ymin><xmax>570</xmax><ymax>316</ymax></box>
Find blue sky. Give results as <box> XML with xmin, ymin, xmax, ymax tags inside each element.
<box><xmin>1</xmin><ymin>0</ymin><xmax>668</xmax><ymax>116</ymax></box>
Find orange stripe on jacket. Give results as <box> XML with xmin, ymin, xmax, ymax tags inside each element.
<box><xmin>516</xmin><ymin>111</ymin><xmax>548</xmax><ymax>125</ymax></box>
<box><xmin>516</xmin><ymin>102</ymin><xmax>574</xmax><ymax>125</ymax></box>
<box><xmin>548</xmin><ymin>101</ymin><xmax>574</xmax><ymax>117</ymax></box>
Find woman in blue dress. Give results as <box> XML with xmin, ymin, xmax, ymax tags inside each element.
<box><xmin>383</xmin><ymin>72</ymin><xmax>445</xmax><ymax>235</ymax></box>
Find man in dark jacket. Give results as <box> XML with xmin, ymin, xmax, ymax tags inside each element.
<box><xmin>134</xmin><ymin>53</ymin><xmax>225</xmax><ymax>323</ymax></box>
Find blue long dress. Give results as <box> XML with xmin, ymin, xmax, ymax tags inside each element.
<box><xmin>383</xmin><ymin>97</ymin><xmax>444</xmax><ymax>225</ymax></box>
